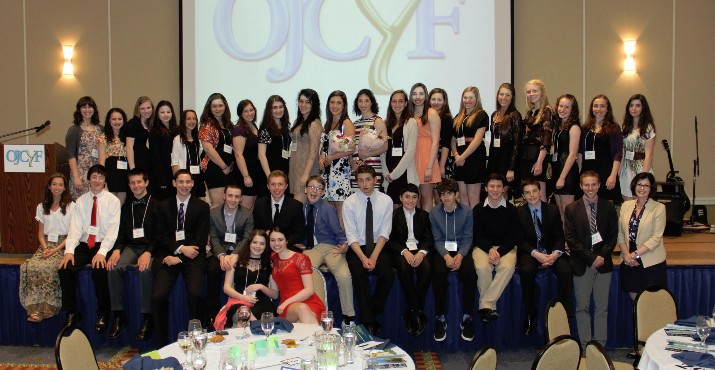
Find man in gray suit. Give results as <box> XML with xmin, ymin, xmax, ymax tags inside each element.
<box><xmin>206</xmin><ymin>184</ymin><xmax>254</xmax><ymax>326</ymax></box>
<box><xmin>564</xmin><ymin>170</ymin><xmax>618</xmax><ymax>347</ymax></box>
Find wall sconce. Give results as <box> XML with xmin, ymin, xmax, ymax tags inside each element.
<box><xmin>624</xmin><ymin>40</ymin><xmax>636</xmax><ymax>72</ymax></box>
<box><xmin>62</xmin><ymin>45</ymin><xmax>74</xmax><ymax>76</ymax></box>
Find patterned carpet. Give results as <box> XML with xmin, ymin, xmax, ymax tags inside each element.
<box><xmin>414</xmin><ymin>352</ymin><xmax>442</xmax><ymax>370</ymax></box>
<box><xmin>0</xmin><ymin>346</ymin><xmax>137</xmax><ymax>370</ymax></box>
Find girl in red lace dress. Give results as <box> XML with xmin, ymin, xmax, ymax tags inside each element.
<box><xmin>269</xmin><ymin>228</ymin><xmax>325</xmax><ymax>324</ymax></box>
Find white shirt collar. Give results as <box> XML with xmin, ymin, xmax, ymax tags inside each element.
<box><xmin>272</xmin><ymin>195</ymin><xmax>285</xmax><ymax>207</ymax></box>
<box><xmin>483</xmin><ymin>197</ymin><xmax>507</xmax><ymax>209</ymax></box>
<box><xmin>176</xmin><ymin>194</ymin><xmax>192</xmax><ymax>209</ymax></box>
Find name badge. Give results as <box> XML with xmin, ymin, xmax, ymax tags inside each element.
<box><xmin>133</xmin><ymin>228</ymin><xmax>145</xmax><ymax>239</ymax></box>
<box><xmin>406</xmin><ymin>241</ymin><xmax>418</xmax><ymax>251</ymax></box>
<box><xmin>48</xmin><ymin>233</ymin><xmax>59</xmax><ymax>243</ymax></box>
<box><xmin>243</xmin><ymin>289</ymin><xmax>257</xmax><ymax>298</ymax></box>
<box><xmin>391</xmin><ymin>147</ymin><xmax>402</xmax><ymax>157</ymax></box>
<box><xmin>484</xmin><ymin>131</ymin><xmax>492</xmax><ymax>142</ymax></box>
<box><xmin>493</xmin><ymin>138</ymin><xmax>501</xmax><ymax>148</ymax></box>
<box><xmin>116</xmin><ymin>160</ymin><xmax>128</xmax><ymax>170</ymax></box>
<box><xmin>87</xmin><ymin>226</ymin><xmax>98</xmax><ymax>235</ymax></box>
<box><xmin>290</xmin><ymin>142</ymin><xmax>298</xmax><ymax>152</ymax></box>
<box><xmin>91</xmin><ymin>148</ymin><xmax>99</xmax><ymax>158</ymax></box>
<box><xmin>175</xmin><ymin>230</ymin><xmax>185</xmax><ymax>241</ymax></box>
<box><xmin>457</xmin><ymin>136</ymin><xmax>466</xmax><ymax>146</ymax></box>
<box><xmin>223</xmin><ymin>144</ymin><xmax>233</xmax><ymax>154</ymax></box>
<box><xmin>584</xmin><ymin>150</ymin><xmax>596</xmax><ymax>160</ymax></box>
<box><xmin>282</xmin><ymin>149</ymin><xmax>291</xmax><ymax>159</ymax></box>
<box><xmin>189</xmin><ymin>165</ymin><xmax>200</xmax><ymax>174</ymax></box>
<box><xmin>625</xmin><ymin>151</ymin><xmax>635</xmax><ymax>160</ymax></box>
<box><xmin>445</xmin><ymin>241</ymin><xmax>458</xmax><ymax>252</ymax></box>
<box><xmin>224</xmin><ymin>233</ymin><xmax>237</xmax><ymax>243</ymax></box>
<box><xmin>591</xmin><ymin>232</ymin><xmax>603</xmax><ymax>245</ymax></box>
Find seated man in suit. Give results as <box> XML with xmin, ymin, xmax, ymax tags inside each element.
<box><xmin>564</xmin><ymin>170</ymin><xmax>618</xmax><ymax>347</ymax></box>
<box><xmin>302</xmin><ymin>176</ymin><xmax>356</xmax><ymax>325</ymax></box>
<box><xmin>207</xmin><ymin>184</ymin><xmax>253</xmax><ymax>327</ymax></box>
<box><xmin>106</xmin><ymin>168</ymin><xmax>159</xmax><ymax>340</ymax></box>
<box><xmin>473</xmin><ymin>173</ymin><xmax>519</xmax><ymax>323</ymax></box>
<box><xmin>151</xmin><ymin>169</ymin><xmax>210</xmax><ymax>347</ymax></box>
<box><xmin>516</xmin><ymin>178</ymin><xmax>573</xmax><ymax>335</ymax></box>
<box><xmin>389</xmin><ymin>183</ymin><xmax>433</xmax><ymax>336</ymax></box>
<box><xmin>343</xmin><ymin>165</ymin><xmax>394</xmax><ymax>336</ymax></box>
<box><xmin>59</xmin><ymin>164</ymin><xmax>121</xmax><ymax>333</ymax></box>
<box><xmin>252</xmin><ymin>170</ymin><xmax>305</xmax><ymax>250</ymax></box>
<box><xmin>430</xmin><ymin>179</ymin><xmax>475</xmax><ymax>342</ymax></box>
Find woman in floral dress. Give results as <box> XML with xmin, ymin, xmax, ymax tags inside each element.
<box><xmin>65</xmin><ymin>96</ymin><xmax>101</xmax><ymax>200</ymax></box>
<box><xmin>320</xmin><ymin>90</ymin><xmax>354</xmax><ymax>227</ymax></box>
<box><xmin>98</xmin><ymin>108</ymin><xmax>129</xmax><ymax>204</ymax></box>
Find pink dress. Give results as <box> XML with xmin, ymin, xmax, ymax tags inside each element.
<box><xmin>271</xmin><ymin>252</ymin><xmax>325</xmax><ymax>320</ymax></box>
<box><xmin>415</xmin><ymin>118</ymin><xmax>441</xmax><ymax>184</ymax></box>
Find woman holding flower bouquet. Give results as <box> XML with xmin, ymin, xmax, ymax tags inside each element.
<box><xmin>320</xmin><ymin>90</ymin><xmax>355</xmax><ymax>226</ymax></box>
<box><xmin>351</xmin><ymin>89</ymin><xmax>388</xmax><ymax>190</ymax></box>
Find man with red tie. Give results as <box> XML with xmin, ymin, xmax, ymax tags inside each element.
<box><xmin>59</xmin><ymin>164</ymin><xmax>121</xmax><ymax>333</ymax></box>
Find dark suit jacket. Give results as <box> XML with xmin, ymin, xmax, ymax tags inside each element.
<box><xmin>155</xmin><ymin>196</ymin><xmax>210</xmax><ymax>262</ymax></box>
<box><xmin>114</xmin><ymin>195</ymin><xmax>160</xmax><ymax>254</ymax></box>
<box><xmin>564</xmin><ymin>197</ymin><xmax>618</xmax><ymax>276</ymax></box>
<box><xmin>252</xmin><ymin>195</ymin><xmax>305</xmax><ymax>248</ymax></box>
<box><xmin>388</xmin><ymin>207</ymin><xmax>434</xmax><ymax>254</ymax></box>
<box><xmin>208</xmin><ymin>204</ymin><xmax>254</xmax><ymax>257</ymax></box>
<box><xmin>516</xmin><ymin>202</ymin><xmax>564</xmax><ymax>256</ymax></box>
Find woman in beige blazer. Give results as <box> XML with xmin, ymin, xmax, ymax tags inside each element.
<box><xmin>617</xmin><ymin>172</ymin><xmax>667</xmax><ymax>299</ymax></box>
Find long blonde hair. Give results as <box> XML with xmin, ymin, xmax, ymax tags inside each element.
<box><xmin>453</xmin><ymin>86</ymin><xmax>484</xmax><ymax>129</ymax></box>
<box><xmin>524</xmin><ymin>79</ymin><xmax>551</xmax><ymax>124</ymax></box>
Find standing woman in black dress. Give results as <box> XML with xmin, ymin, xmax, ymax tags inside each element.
<box><xmin>125</xmin><ymin>96</ymin><xmax>154</xmax><ymax>173</ymax></box>
<box><xmin>581</xmin><ymin>95</ymin><xmax>623</xmax><ymax>203</ymax></box>
<box><xmin>486</xmin><ymin>83</ymin><xmax>521</xmax><ymax>199</ymax></box>
<box><xmin>171</xmin><ymin>110</ymin><xmax>206</xmax><ymax>198</ymax></box>
<box><xmin>199</xmin><ymin>93</ymin><xmax>235</xmax><ymax>208</ymax></box>
<box><xmin>428</xmin><ymin>88</ymin><xmax>454</xmax><ymax>181</ymax></box>
<box><xmin>258</xmin><ymin>95</ymin><xmax>291</xmax><ymax>181</ymax></box>
<box><xmin>149</xmin><ymin>100</ymin><xmax>179</xmax><ymax>200</ymax></box>
<box><xmin>98</xmin><ymin>108</ymin><xmax>129</xmax><ymax>204</ymax></box>
<box><xmin>451</xmin><ymin>86</ymin><xmax>488</xmax><ymax>209</ymax></box>
<box><xmin>233</xmin><ymin>99</ymin><xmax>265</xmax><ymax>207</ymax></box>
<box><xmin>518</xmin><ymin>80</ymin><xmax>553</xmax><ymax>202</ymax></box>
<box><xmin>551</xmin><ymin>94</ymin><xmax>581</xmax><ymax>219</ymax></box>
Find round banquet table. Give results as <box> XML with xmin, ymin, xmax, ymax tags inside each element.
<box><xmin>638</xmin><ymin>328</ymin><xmax>714</xmax><ymax>370</ymax></box>
<box><xmin>158</xmin><ymin>323</ymin><xmax>416</xmax><ymax>369</ymax></box>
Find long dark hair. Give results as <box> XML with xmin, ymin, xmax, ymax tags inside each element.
<box><xmin>73</xmin><ymin>96</ymin><xmax>100</xmax><ymax>125</ymax></box>
<box><xmin>293</xmin><ymin>89</ymin><xmax>321</xmax><ymax>136</ymax></box>
<box><xmin>236</xmin><ymin>230</ymin><xmax>272</xmax><ymax>271</ymax></box>
<box><xmin>260</xmin><ymin>95</ymin><xmax>290</xmax><ymax>137</ymax></box>
<box><xmin>103</xmin><ymin>108</ymin><xmax>127</xmax><ymax>143</ymax></box>
<box><xmin>585</xmin><ymin>94</ymin><xmax>620</xmax><ymax>135</ymax></box>
<box><xmin>385</xmin><ymin>90</ymin><xmax>412</xmax><ymax>132</ymax></box>
<box><xmin>409</xmin><ymin>82</ymin><xmax>430</xmax><ymax>125</ymax></box>
<box><xmin>200</xmin><ymin>93</ymin><xmax>232</xmax><ymax>130</ymax></box>
<box><xmin>325</xmin><ymin>90</ymin><xmax>349</xmax><ymax>134</ymax></box>
<box><xmin>236</xmin><ymin>99</ymin><xmax>258</xmax><ymax>138</ymax></box>
<box><xmin>352</xmin><ymin>88</ymin><xmax>379</xmax><ymax>116</ymax></box>
<box><xmin>42</xmin><ymin>173</ymin><xmax>73</xmax><ymax>215</ymax></box>
<box><xmin>555</xmin><ymin>94</ymin><xmax>581</xmax><ymax>130</ymax></box>
<box><xmin>622</xmin><ymin>94</ymin><xmax>656</xmax><ymax>139</ymax></box>
<box><xmin>151</xmin><ymin>100</ymin><xmax>179</xmax><ymax>138</ymax></box>
<box><xmin>178</xmin><ymin>110</ymin><xmax>199</xmax><ymax>144</ymax></box>
<box><xmin>428</xmin><ymin>88</ymin><xmax>452</xmax><ymax>118</ymax></box>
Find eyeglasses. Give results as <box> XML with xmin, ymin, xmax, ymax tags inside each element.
<box><xmin>307</xmin><ymin>185</ymin><xmax>325</xmax><ymax>192</ymax></box>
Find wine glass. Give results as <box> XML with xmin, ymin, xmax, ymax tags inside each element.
<box><xmin>696</xmin><ymin>315</ymin><xmax>711</xmax><ymax>348</ymax></box>
<box><xmin>188</xmin><ymin>319</ymin><xmax>202</xmax><ymax>337</ymax></box>
<box><xmin>261</xmin><ymin>312</ymin><xmax>274</xmax><ymax>337</ymax></box>
<box><xmin>321</xmin><ymin>310</ymin><xmax>334</xmax><ymax>333</ymax></box>
<box><xmin>177</xmin><ymin>331</ymin><xmax>192</xmax><ymax>369</ymax></box>
<box><xmin>190</xmin><ymin>349</ymin><xmax>207</xmax><ymax>370</ymax></box>
<box><xmin>192</xmin><ymin>328</ymin><xmax>208</xmax><ymax>353</ymax></box>
<box><xmin>236</xmin><ymin>306</ymin><xmax>251</xmax><ymax>339</ymax></box>
<box><xmin>342</xmin><ymin>323</ymin><xmax>356</xmax><ymax>364</ymax></box>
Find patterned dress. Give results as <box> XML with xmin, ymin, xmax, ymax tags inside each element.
<box><xmin>351</xmin><ymin>115</ymin><xmax>384</xmax><ymax>190</ymax></box>
<box><xmin>98</xmin><ymin>133</ymin><xmax>128</xmax><ymax>192</ymax></box>
<box><xmin>70</xmin><ymin>128</ymin><xmax>100</xmax><ymax>199</ymax></box>
<box><xmin>271</xmin><ymin>252</ymin><xmax>325</xmax><ymax>320</ymax></box>
<box><xmin>321</xmin><ymin>130</ymin><xmax>353</xmax><ymax>201</ymax></box>
<box><xmin>619</xmin><ymin>125</ymin><xmax>655</xmax><ymax>197</ymax></box>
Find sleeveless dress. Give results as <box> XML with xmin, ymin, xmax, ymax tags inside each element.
<box><xmin>70</xmin><ymin>128</ymin><xmax>100</xmax><ymax>199</ymax></box>
<box><xmin>453</xmin><ymin>111</ymin><xmax>488</xmax><ymax>184</ymax></box>
<box><xmin>98</xmin><ymin>133</ymin><xmax>128</xmax><ymax>193</ymax></box>
<box><xmin>414</xmin><ymin>118</ymin><xmax>441</xmax><ymax>184</ymax></box>
<box><xmin>125</xmin><ymin>117</ymin><xmax>152</xmax><ymax>174</ymax></box>
<box><xmin>289</xmin><ymin>121</ymin><xmax>322</xmax><ymax>196</ymax></box>
<box><xmin>581</xmin><ymin>128</ymin><xmax>623</xmax><ymax>202</ymax></box>
<box><xmin>550</xmin><ymin>123</ymin><xmax>580</xmax><ymax>195</ymax></box>
<box><xmin>351</xmin><ymin>115</ymin><xmax>384</xmax><ymax>190</ymax></box>
<box><xmin>233</xmin><ymin>123</ymin><xmax>266</xmax><ymax>197</ymax></box>
<box><xmin>321</xmin><ymin>130</ymin><xmax>353</xmax><ymax>201</ymax></box>
<box><xmin>271</xmin><ymin>252</ymin><xmax>325</xmax><ymax>320</ymax></box>
<box><xmin>439</xmin><ymin>114</ymin><xmax>455</xmax><ymax>179</ymax></box>
<box><xmin>258</xmin><ymin>126</ymin><xmax>291</xmax><ymax>178</ymax></box>
<box><xmin>619</xmin><ymin>125</ymin><xmax>655</xmax><ymax>197</ymax></box>
<box><xmin>233</xmin><ymin>264</ymin><xmax>275</xmax><ymax>318</ymax></box>
<box><xmin>385</xmin><ymin>125</ymin><xmax>408</xmax><ymax>204</ymax></box>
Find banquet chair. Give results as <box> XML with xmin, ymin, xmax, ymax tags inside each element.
<box><xmin>532</xmin><ymin>335</ymin><xmax>581</xmax><ymax>370</ymax></box>
<box><xmin>585</xmin><ymin>340</ymin><xmax>634</xmax><ymax>370</ymax></box>
<box><xmin>470</xmin><ymin>345</ymin><xmax>497</xmax><ymax>370</ymax></box>
<box><xmin>633</xmin><ymin>285</ymin><xmax>677</xmax><ymax>358</ymax></box>
<box><xmin>55</xmin><ymin>326</ymin><xmax>99</xmax><ymax>370</ymax></box>
<box><xmin>545</xmin><ymin>299</ymin><xmax>570</xmax><ymax>343</ymax></box>
<box><xmin>312</xmin><ymin>267</ymin><xmax>328</xmax><ymax>310</ymax></box>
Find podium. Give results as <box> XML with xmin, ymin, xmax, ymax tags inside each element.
<box><xmin>0</xmin><ymin>143</ymin><xmax>68</xmax><ymax>253</ymax></box>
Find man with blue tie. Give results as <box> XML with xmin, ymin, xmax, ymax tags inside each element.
<box><xmin>516</xmin><ymin>178</ymin><xmax>572</xmax><ymax>335</ymax></box>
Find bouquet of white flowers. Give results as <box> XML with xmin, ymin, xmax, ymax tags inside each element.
<box><xmin>357</xmin><ymin>128</ymin><xmax>387</xmax><ymax>152</ymax></box>
<box><xmin>328</xmin><ymin>130</ymin><xmax>354</xmax><ymax>155</ymax></box>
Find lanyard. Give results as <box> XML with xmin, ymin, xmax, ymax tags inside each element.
<box><xmin>185</xmin><ymin>141</ymin><xmax>199</xmax><ymax>167</ymax></box>
<box><xmin>583</xmin><ymin>130</ymin><xmax>596</xmax><ymax>153</ymax></box>
<box><xmin>131</xmin><ymin>195</ymin><xmax>151</xmax><ymax>229</ymax></box>
<box><xmin>444</xmin><ymin>208</ymin><xmax>457</xmax><ymax>243</ymax></box>
<box><xmin>244</xmin><ymin>262</ymin><xmax>261</xmax><ymax>291</ymax></box>
<box><xmin>553</xmin><ymin>128</ymin><xmax>562</xmax><ymax>153</ymax></box>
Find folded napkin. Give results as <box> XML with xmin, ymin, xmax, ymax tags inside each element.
<box><xmin>122</xmin><ymin>354</ymin><xmax>182</xmax><ymax>370</ymax></box>
<box><xmin>249</xmin><ymin>317</ymin><xmax>294</xmax><ymax>335</ymax></box>
<box><xmin>349</xmin><ymin>324</ymin><xmax>394</xmax><ymax>350</ymax></box>
<box><xmin>674</xmin><ymin>315</ymin><xmax>699</xmax><ymax>327</ymax></box>
<box><xmin>672</xmin><ymin>352</ymin><xmax>715</xmax><ymax>368</ymax></box>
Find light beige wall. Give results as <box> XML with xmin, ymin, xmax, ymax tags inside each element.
<box><xmin>1</xmin><ymin>0</ymin><xmax>711</xmax><ymax>203</ymax></box>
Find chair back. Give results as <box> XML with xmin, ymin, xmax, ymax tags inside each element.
<box><xmin>532</xmin><ymin>335</ymin><xmax>581</xmax><ymax>370</ymax></box>
<box><xmin>470</xmin><ymin>346</ymin><xmax>497</xmax><ymax>370</ymax></box>
<box><xmin>312</xmin><ymin>267</ymin><xmax>328</xmax><ymax>310</ymax></box>
<box><xmin>585</xmin><ymin>340</ymin><xmax>615</xmax><ymax>370</ymax></box>
<box><xmin>55</xmin><ymin>326</ymin><xmax>99</xmax><ymax>370</ymax></box>
<box><xmin>545</xmin><ymin>299</ymin><xmax>570</xmax><ymax>343</ymax></box>
<box><xmin>633</xmin><ymin>286</ymin><xmax>677</xmax><ymax>351</ymax></box>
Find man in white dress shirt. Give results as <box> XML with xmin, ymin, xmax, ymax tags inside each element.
<box><xmin>59</xmin><ymin>164</ymin><xmax>121</xmax><ymax>333</ymax></box>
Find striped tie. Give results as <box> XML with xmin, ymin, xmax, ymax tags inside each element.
<box><xmin>589</xmin><ymin>202</ymin><xmax>597</xmax><ymax>234</ymax></box>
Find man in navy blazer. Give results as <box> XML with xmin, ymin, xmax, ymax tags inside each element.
<box><xmin>516</xmin><ymin>178</ymin><xmax>572</xmax><ymax>335</ymax></box>
<box><xmin>151</xmin><ymin>170</ymin><xmax>210</xmax><ymax>347</ymax></box>
<box><xmin>251</xmin><ymin>170</ymin><xmax>305</xmax><ymax>250</ymax></box>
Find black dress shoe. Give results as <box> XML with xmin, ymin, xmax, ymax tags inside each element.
<box><xmin>523</xmin><ymin>314</ymin><xmax>535</xmax><ymax>335</ymax></box>
<box><xmin>64</xmin><ymin>312</ymin><xmax>82</xmax><ymax>328</ymax></box>
<box><xmin>402</xmin><ymin>311</ymin><xmax>416</xmax><ymax>336</ymax></box>
<box><xmin>478</xmin><ymin>308</ymin><xmax>492</xmax><ymax>323</ymax></box>
<box><xmin>108</xmin><ymin>315</ymin><xmax>125</xmax><ymax>339</ymax></box>
<box><xmin>95</xmin><ymin>312</ymin><xmax>109</xmax><ymax>334</ymax></box>
<box><xmin>135</xmin><ymin>318</ymin><xmax>153</xmax><ymax>341</ymax></box>
<box><xmin>414</xmin><ymin>310</ymin><xmax>427</xmax><ymax>336</ymax></box>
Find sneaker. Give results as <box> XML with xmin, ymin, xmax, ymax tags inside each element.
<box><xmin>434</xmin><ymin>319</ymin><xmax>447</xmax><ymax>342</ymax></box>
<box><xmin>460</xmin><ymin>317</ymin><xmax>475</xmax><ymax>341</ymax></box>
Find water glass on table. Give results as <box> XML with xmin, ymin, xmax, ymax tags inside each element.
<box><xmin>342</xmin><ymin>322</ymin><xmax>357</xmax><ymax>364</ymax></box>
<box><xmin>261</xmin><ymin>312</ymin><xmax>275</xmax><ymax>337</ymax></box>
<box><xmin>236</xmin><ymin>305</ymin><xmax>252</xmax><ymax>339</ymax></box>
<box><xmin>192</xmin><ymin>328</ymin><xmax>208</xmax><ymax>353</ymax></box>
<box><xmin>188</xmin><ymin>319</ymin><xmax>202</xmax><ymax>333</ymax></box>
<box><xmin>177</xmin><ymin>331</ymin><xmax>192</xmax><ymax>369</ymax></box>
<box><xmin>696</xmin><ymin>315</ymin><xmax>711</xmax><ymax>348</ymax></box>
<box><xmin>321</xmin><ymin>310</ymin><xmax>334</xmax><ymax>333</ymax></box>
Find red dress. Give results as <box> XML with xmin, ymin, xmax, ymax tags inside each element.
<box><xmin>271</xmin><ymin>252</ymin><xmax>325</xmax><ymax>320</ymax></box>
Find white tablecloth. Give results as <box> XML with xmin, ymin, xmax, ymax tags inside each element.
<box><xmin>158</xmin><ymin>323</ymin><xmax>416</xmax><ymax>369</ymax></box>
<box><xmin>638</xmin><ymin>328</ymin><xmax>713</xmax><ymax>370</ymax></box>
